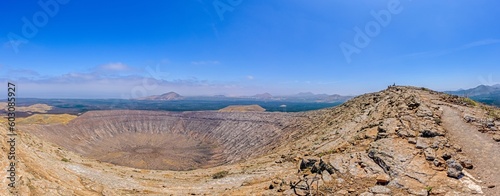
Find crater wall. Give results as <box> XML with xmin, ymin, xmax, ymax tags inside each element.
<box><xmin>25</xmin><ymin>110</ymin><xmax>305</xmax><ymax>170</ymax></box>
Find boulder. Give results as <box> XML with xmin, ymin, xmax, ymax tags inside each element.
<box><xmin>493</xmin><ymin>135</ymin><xmax>500</xmax><ymax>142</ymax></box>
<box><xmin>441</xmin><ymin>152</ymin><xmax>452</xmax><ymax>160</ymax></box>
<box><xmin>299</xmin><ymin>157</ymin><xmax>319</xmax><ymax>170</ymax></box>
<box><xmin>459</xmin><ymin>159</ymin><xmax>473</xmax><ymax>169</ymax></box>
<box><xmin>310</xmin><ymin>160</ymin><xmax>335</xmax><ymax>174</ymax></box>
<box><xmin>420</xmin><ymin>129</ymin><xmax>444</xmax><ymax>138</ymax></box>
<box><xmin>328</xmin><ymin>154</ymin><xmax>347</xmax><ymax>174</ymax></box>
<box><xmin>424</xmin><ymin>148</ymin><xmax>436</xmax><ymax>161</ymax></box>
<box><xmin>452</xmin><ymin>144</ymin><xmax>462</xmax><ymax>152</ymax></box>
<box><xmin>463</xmin><ymin>115</ymin><xmax>476</xmax><ymax>123</ymax></box>
<box><xmin>486</xmin><ymin>120</ymin><xmax>495</xmax><ymax>128</ymax></box>
<box><xmin>368</xmin><ymin>138</ymin><xmax>417</xmax><ymax>177</ymax></box>
<box><xmin>319</xmin><ymin>158</ymin><xmax>335</xmax><ymax>174</ymax></box>
<box><xmin>311</xmin><ymin>162</ymin><xmax>321</xmax><ymax>173</ymax></box>
<box><xmin>416</xmin><ymin>137</ymin><xmax>428</xmax><ymax>149</ymax></box>
<box><xmin>433</xmin><ymin>159</ymin><xmax>444</xmax><ymax>167</ymax></box>
<box><xmin>359</xmin><ymin>192</ymin><xmax>374</xmax><ymax>196</ymax></box>
<box><xmin>408</xmin><ymin>137</ymin><xmax>417</xmax><ymax>144</ymax></box>
<box><xmin>376</xmin><ymin>173</ymin><xmax>391</xmax><ymax>185</ymax></box>
<box><xmin>446</xmin><ymin>159</ymin><xmax>463</xmax><ymax>179</ymax></box>
<box><xmin>408</xmin><ymin>188</ymin><xmax>429</xmax><ymax>196</ymax></box>
<box><xmin>321</xmin><ymin>170</ymin><xmax>332</xmax><ymax>183</ymax></box>
<box><xmin>368</xmin><ymin>149</ymin><xmax>391</xmax><ymax>174</ymax></box>
<box><xmin>369</xmin><ymin>185</ymin><xmax>391</xmax><ymax>194</ymax></box>
<box><xmin>416</xmin><ymin>105</ymin><xmax>433</xmax><ymax>117</ymax></box>
<box><xmin>378</xmin><ymin>118</ymin><xmax>400</xmax><ymax>135</ymax></box>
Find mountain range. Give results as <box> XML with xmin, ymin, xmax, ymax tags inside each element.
<box><xmin>137</xmin><ymin>91</ymin><xmax>353</xmax><ymax>103</ymax></box>
<box><xmin>136</xmin><ymin>85</ymin><xmax>500</xmax><ymax>106</ymax></box>
<box><xmin>136</xmin><ymin>92</ymin><xmax>184</xmax><ymax>100</ymax></box>
<box><xmin>445</xmin><ymin>84</ymin><xmax>500</xmax><ymax>106</ymax></box>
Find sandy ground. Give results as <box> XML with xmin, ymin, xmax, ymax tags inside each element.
<box><xmin>439</xmin><ymin>104</ymin><xmax>500</xmax><ymax>195</ymax></box>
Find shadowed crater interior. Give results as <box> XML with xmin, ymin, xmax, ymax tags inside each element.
<box><xmin>26</xmin><ymin>110</ymin><xmax>301</xmax><ymax>171</ymax></box>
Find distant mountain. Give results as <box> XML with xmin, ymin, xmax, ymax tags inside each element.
<box><xmin>285</xmin><ymin>92</ymin><xmax>352</xmax><ymax>103</ymax></box>
<box><xmin>137</xmin><ymin>92</ymin><xmax>184</xmax><ymax>100</ymax></box>
<box><xmin>252</xmin><ymin>93</ymin><xmax>273</xmax><ymax>99</ymax></box>
<box><xmin>323</xmin><ymin>94</ymin><xmax>353</xmax><ymax>102</ymax></box>
<box><xmin>295</xmin><ymin>92</ymin><xmax>315</xmax><ymax>97</ymax></box>
<box><xmin>244</xmin><ymin>92</ymin><xmax>353</xmax><ymax>103</ymax></box>
<box><xmin>446</xmin><ymin>85</ymin><xmax>500</xmax><ymax>97</ymax></box>
<box><xmin>292</xmin><ymin>92</ymin><xmax>329</xmax><ymax>99</ymax></box>
<box><xmin>137</xmin><ymin>91</ymin><xmax>353</xmax><ymax>103</ymax></box>
<box><xmin>446</xmin><ymin>84</ymin><xmax>500</xmax><ymax>107</ymax></box>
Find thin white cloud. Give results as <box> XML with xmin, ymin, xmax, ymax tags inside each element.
<box><xmin>5</xmin><ymin>69</ymin><xmax>258</xmax><ymax>98</ymax></box>
<box><xmin>0</xmin><ymin>69</ymin><xmax>41</xmax><ymax>80</ymax></box>
<box><xmin>96</xmin><ymin>62</ymin><xmax>133</xmax><ymax>72</ymax></box>
<box><xmin>460</xmin><ymin>39</ymin><xmax>500</xmax><ymax>49</ymax></box>
<box><xmin>191</xmin><ymin>60</ymin><xmax>220</xmax><ymax>65</ymax></box>
<box><xmin>246</xmin><ymin>75</ymin><xmax>254</xmax><ymax>80</ymax></box>
<box><xmin>402</xmin><ymin>39</ymin><xmax>500</xmax><ymax>59</ymax></box>
<box><xmin>59</xmin><ymin>72</ymin><xmax>100</xmax><ymax>82</ymax></box>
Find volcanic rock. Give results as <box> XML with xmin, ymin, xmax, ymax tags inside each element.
<box><xmin>369</xmin><ymin>185</ymin><xmax>391</xmax><ymax>194</ymax></box>
<box><xmin>460</xmin><ymin>159</ymin><xmax>473</xmax><ymax>169</ymax></box>
<box><xmin>446</xmin><ymin>159</ymin><xmax>463</xmax><ymax>178</ymax></box>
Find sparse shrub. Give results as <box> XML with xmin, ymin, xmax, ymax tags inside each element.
<box><xmin>425</xmin><ymin>186</ymin><xmax>433</xmax><ymax>193</ymax></box>
<box><xmin>212</xmin><ymin>171</ymin><xmax>229</xmax><ymax>179</ymax></box>
<box><xmin>433</xmin><ymin>117</ymin><xmax>442</xmax><ymax>125</ymax></box>
<box><xmin>461</xmin><ymin>97</ymin><xmax>477</xmax><ymax>106</ymax></box>
<box><xmin>486</xmin><ymin>107</ymin><xmax>500</xmax><ymax>120</ymax></box>
<box><xmin>61</xmin><ymin>158</ymin><xmax>70</xmax><ymax>162</ymax></box>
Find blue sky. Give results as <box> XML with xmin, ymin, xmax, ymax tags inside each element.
<box><xmin>1</xmin><ymin>0</ymin><xmax>500</xmax><ymax>98</ymax></box>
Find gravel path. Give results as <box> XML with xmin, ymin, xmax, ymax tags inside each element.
<box><xmin>441</xmin><ymin>105</ymin><xmax>500</xmax><ymax>195</ymax></box>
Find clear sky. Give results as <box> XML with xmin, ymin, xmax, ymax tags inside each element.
<box><xmin>1</xmin><ymin>0</ymin><xmax>500</xmax><ymax>98</ymax></box>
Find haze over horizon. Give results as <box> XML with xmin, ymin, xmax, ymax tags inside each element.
<box><xmin>1</xmin><ymin>1</ymin><xmax>500</xmax><ymax>98</ymax></box>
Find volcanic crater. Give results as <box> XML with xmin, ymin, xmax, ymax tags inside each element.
<box><xmin>27</xmin><ymin>110</ymin><xmax>302</xmax><ymax>171</ymax></box>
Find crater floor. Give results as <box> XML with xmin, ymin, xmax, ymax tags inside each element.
<box><xmin>26</xmin><ymin>110</ymin><xmax>300</xmax><ymax>171</ymax></box>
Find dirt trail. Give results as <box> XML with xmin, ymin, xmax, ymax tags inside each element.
<box><xmin>441</xmin><ymin>105</ymin><xmax>500</xmax><ymax>195</ymax></box>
